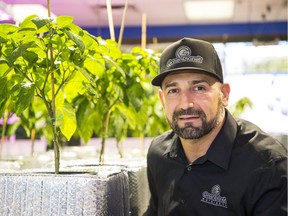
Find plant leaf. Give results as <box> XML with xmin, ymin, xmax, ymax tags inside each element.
<box><xmin>0</xmin><ymin>77</ymin><xmax>8</xmax><ymax>110</ymax></box>
<box><xmin>84</xmin><ymin>55</ymin><xmax>105</xmax><ymax>76</ymax></box>
<box><xmin>9</xmin><ymin>42</ymin><xmax>34</xmax><ymax>64</ymax></box>
<box><xmin>64</xmin><ymin>30</ymin><xmax>85</xmax><ymax>53</ymax></box>
<box><xmin>32</xmin><ymin>17</ymin><xmax>53</xmax><ymax>29</ymax></box>
<box><xmin>103</xmin><ymin>55</ymin><xmax>126</xmax><ymax>78</ymax></box>
<box><xmin>15</xmin><ymin>82</ymin><xmax>35</xmax><ymax>115</ymax></box>
<box><xmin>0</xmin><ymin>24</ymin><xmax>18</xmax><ymax>35</ymax></box>
<box><xmin>56</xmin><ymin>16</ymin><xmax>74</xmax><ymax>28</ymax></box>
<box><xmin>22</xmin><ymin>51</ymin><xmax>38</xmax><ymax>65</ymax></box>
<box><xmin>56</xmin><ymin>102</ymin><xmax>77</xmax><ymax>141</ymax></box>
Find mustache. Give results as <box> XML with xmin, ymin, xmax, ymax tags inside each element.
<box><xmin>173</xmin><ymin>108</ymin><xmax>204</xmax><ymax>119</ymax></box>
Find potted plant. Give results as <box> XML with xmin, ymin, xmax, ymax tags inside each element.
<box><xmin>0</xmin><ymin>12</ymin><xmax>164</xmax><ymax>215</ymax></box>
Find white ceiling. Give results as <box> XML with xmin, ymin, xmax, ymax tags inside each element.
<box><xmin>2</xmin><ymin>0</ymin><xmax>287</xmax><ymax>43</ymax></box>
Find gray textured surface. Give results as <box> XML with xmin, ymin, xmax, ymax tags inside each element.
<box><xmin>0</xmin><ymin>170</ymin><xmax>129</xmax><ymax>216</ymax></box>
<box><xmin>0</xmin><ymin>144</ymin><xmax>151</xmax><ymax>216</ymax></box>
<box><xmin>126</xmin><ymin>166</ymin><xmax>150</xmax><ymax>216</ymax></box>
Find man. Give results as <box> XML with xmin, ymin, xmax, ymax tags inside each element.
<box><xmin>144</xmin><ymin>37</ymin><xmax>287</xmax><ymax>216</ymax></box>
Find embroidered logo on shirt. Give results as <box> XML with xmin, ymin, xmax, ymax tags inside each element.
<box><xmin>166</xmin><ymin>45</ymin><xmax>203</xmax><ymax>68</ymax></box>
<box><xmin>201</xmin><ymin>184</ymin><xmax>227</xmax><ymax>208</ymax></box>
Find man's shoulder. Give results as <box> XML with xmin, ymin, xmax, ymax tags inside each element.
<box><xmin>235</xmin><ymin>118</ymin><xmax>287</xmax><ymax>163</ymax></box>
<box><xmin>148</xmin><ymin>130</ymin><xmax>176</xmax><ymax>155</ymax></box>
<box><xmin>152</xmin><ymin>130</ymin><xmax>175</xmax><ymax>143</ymax></box>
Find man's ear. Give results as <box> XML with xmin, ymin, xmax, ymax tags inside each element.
<box><xmin>221</xmin><ymin>83</ymin><xmax>230</xmax><ymax>107</ymax></box>
<box><xmin>158</xmin><ymin>88</ymin><xmax>165</xmax><ymax>108</ymax></box>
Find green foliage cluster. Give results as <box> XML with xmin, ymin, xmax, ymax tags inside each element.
<box><xmin>228</xmin><ymin>97</ymin><xmax>253</xmax><ymax>117</ymax></box>
<box><xmin>0</xmin><ymin>15</ymin><xmax>169</xmax><ymax>167</ymax></box>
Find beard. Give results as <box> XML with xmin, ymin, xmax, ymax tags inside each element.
<box><xmin>167</xmin><ymin>98</ymin><xmax>224</xmax><ymax>139</ymax></box>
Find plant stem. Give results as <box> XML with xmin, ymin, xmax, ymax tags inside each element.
<box><xmin>50</xmin><ymin>45</ymin><xmax>60</xmax><ymax>174</ymax></box>
<box><xmin>31</xmin><ymin>128</ymin><xmax>36</xmax><ymax>156</ymax></box>
<box><xmin>99</xmin><ymin>109</ymin><xmax>111</xmax><ymax>165</ymax></box>
<box><xmin>47</xmin><ymin>0</ymin><xmax>60</xmax><ymax>174</ymax></box>
<box><xmin>0</xmin><ymin>110</ymin><xmax>9</xmax><ymax>159</ymax></box>
<box><xmin>116</xmin><ymin>141</ymin><xmax>124</xmax><ymax>158</ymax></box>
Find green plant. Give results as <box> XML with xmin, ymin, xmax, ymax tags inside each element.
<box><xmin>228</xmin><ymin>97</ymin><xmax>253</xmax><ymax>117</ymax></box>
<box><xmin>0</xmin><ymin>12</ymin><xmax>170</xmax><ymax>170</ymax></box>
<box><xmin>73</xmin><ymin>45</ymin><xmax>169</xmax><ymax>164</ymax></box>
<box><xmin>0</xmin><ymin>14</ymin><xmax>130</xmax><ymax>172</ymax></box>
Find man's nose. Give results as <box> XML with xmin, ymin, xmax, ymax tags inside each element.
<box><xmin>180</xmin><ymin>91</ymin><xmax>194</xmax><ymax>110</ymax></box>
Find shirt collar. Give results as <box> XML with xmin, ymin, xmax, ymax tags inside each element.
<box><xmin>206</xmin><ymin>110</ymin><xmax>237</xmax><ymax>170</ymax></box>
<box><xmin>163</xmin><ymin>110</ymin><xmax>238</xmax><ymax>170</ymax></box>
<box><xmin>163</xmin><ymin>132</ymin><xmax>179</xmax><ymax>158</ymax></box>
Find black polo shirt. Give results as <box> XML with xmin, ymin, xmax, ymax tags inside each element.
<box><xmin>144</xmin><ymin>111</ymin><xmax>287</xmax><ymax>216</ymax></box>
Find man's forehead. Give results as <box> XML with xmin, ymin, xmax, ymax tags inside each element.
<box><xmin>162</xmin><ymin>70</ymin><xmax>215</xmax><ymax>85</ymax></box>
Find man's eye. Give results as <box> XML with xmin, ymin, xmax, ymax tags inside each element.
<box><xmin>167</xmin><ymin>89</ymin><xmax>178</xmax><ymax>94</ymax></box>
<box><xmin>194</xmin><ymin>86</ymin><xmax>205</xmax><ymax>91</ymax></box>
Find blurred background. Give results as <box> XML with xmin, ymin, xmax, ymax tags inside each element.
<box><xmin>0</xmin><ymin>0</ymin><xmax>287</xmax><ymax>153</ymax></box>
<box><xmin>0</xmin><ymin>0</ymin><xmax>286</xmax><ymax>43</ymax></box>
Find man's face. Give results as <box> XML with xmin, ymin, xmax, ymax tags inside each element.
<box><xmin>159</xmin><ymin>70</ymin><xmax>230</xmax><ymax>139</ymax></box>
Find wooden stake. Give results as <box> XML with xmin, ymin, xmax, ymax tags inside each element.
<box><xmin>141</xmin><ymin>13</ymin><xmax>147</xmax><ymax>49</ymax></box>
<box><xmin>152</xmin><ymin>37</ymin><xmax>158</xmax><ymax>52</ymax></box>
<box><xmin>118</xmin><ymin>0</ymin><xmax>129</xmax><ymax>47</ymax></box>
<box><xmin>106</xmin><ymin>0</ymin><xmax>115</xmax><ymax>41</ymax></box>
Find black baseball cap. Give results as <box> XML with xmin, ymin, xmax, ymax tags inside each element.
<box><xmin>152</xmin><ymin>37</ymin><xmax>223</xmax><ymax>86</ymax></box>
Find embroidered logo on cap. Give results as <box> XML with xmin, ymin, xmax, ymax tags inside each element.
<box><xmin>166</xmin><ymin>45</ymin><xmax>203</xmax><ymax>68</ymax></box>
<box><xmin>201</xmin><ymin>184</ymin><xmax>227</xmax><ymax>208</ymax></box>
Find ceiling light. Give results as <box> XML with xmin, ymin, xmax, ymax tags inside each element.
<box><xmin>0</xmin><ymin>2</ymin><xmax>14</xmax><ymax>23</ymax></box>
<box><xmin>7</xmin><ymin>4</ymin><xmax>56</xmax><ymax>24</ymax></box>
<box><xmin>0</xmin><ymin>8</ymin><xmax>14</xmax><ymax>23</ymax></box>
<box><xmin>184</xmin><ymin>0</ymin><xmax>235</xmax><ymax>21</ymax></box>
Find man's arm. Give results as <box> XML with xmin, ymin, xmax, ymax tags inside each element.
<box><xmin>143</xmin><ymin>163</ymin><xmax>158</xmax><ymax>216</ymax></box>
<box><xmin>247</xmin><ymin>156</ymin><xmax>287</xmax><ymax>216</ymax></box>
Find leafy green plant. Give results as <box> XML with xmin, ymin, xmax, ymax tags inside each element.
<box><xmin>0</xmin><ymin>11</ymin><xmax>170</xmax><ymax>170</ymax></box>
<box><xmin>115</xmin><ymin>48</ymin><xmax>169</xmax><ymax>152</ymax></box>
<box><xmin>73</xmin><ymin>45</ymin><xmax>169</xmax><ymax>164</ymax></box>
<box><xmin>0</xmin><ymin>14</ymin><xmax>129</xmax><ymax>172</ymax></box>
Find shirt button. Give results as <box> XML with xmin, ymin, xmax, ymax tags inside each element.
<box><xmin>180</xmin><ymin>199</ymin><xmax>185</xmax><ymax>204</ymax></box>
<box><xmin>187</xmin><ymin>166</ymin><xmax>192</xmax><ymax>171</ymax></box>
